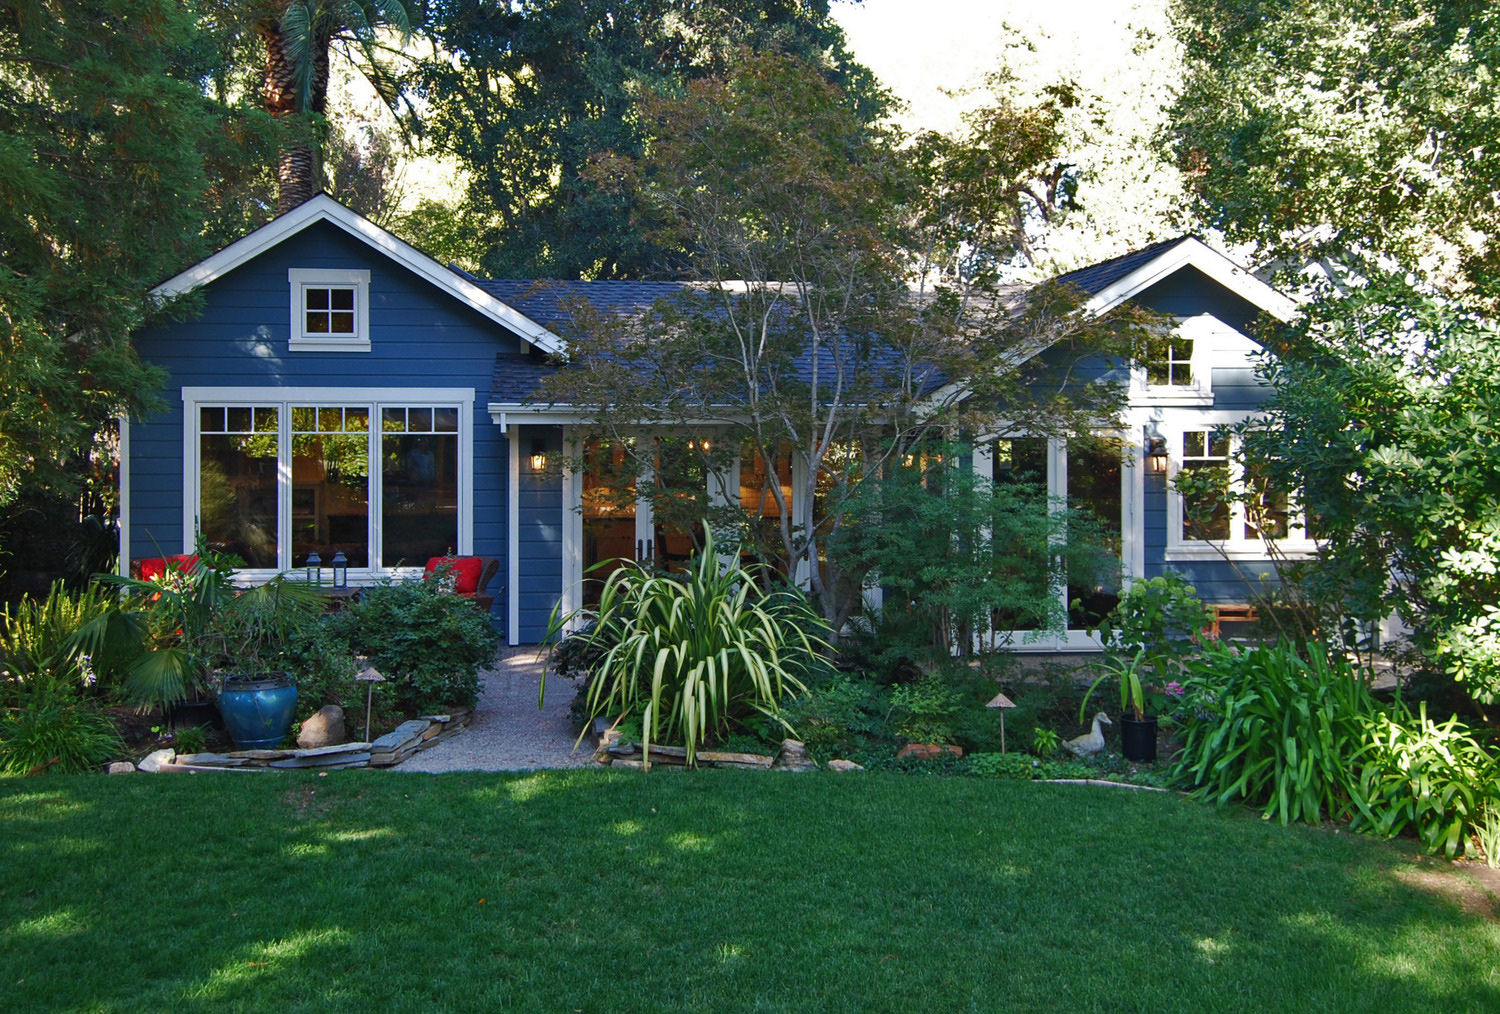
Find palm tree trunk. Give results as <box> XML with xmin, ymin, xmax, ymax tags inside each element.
<box><xmin>260</xmin><ymin>19</ymin><xmax>331</xmax><ymax>214</ymax></box>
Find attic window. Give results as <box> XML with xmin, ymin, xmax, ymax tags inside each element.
<box><xmin>1145</xmin><ymin>334</ymin><xmax>1193</xmax><ymax>386</ymax></box>
<box><xmin>289</xmin><ymin>268</ymin><xmax>370</xmax><ymax>352</ymax></box>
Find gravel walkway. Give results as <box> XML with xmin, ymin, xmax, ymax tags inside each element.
<box><xmin>397</xmin><ymin>646</ymin><xmax>596</xmax><ymax>772</ymax></box>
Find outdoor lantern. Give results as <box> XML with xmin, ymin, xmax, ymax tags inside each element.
<box><xmin>331</xmin><ymin>550</ymin><xmax>348</xmax><ymax>588</ymax></box>
<box><xmin>529</xmin><ymin>438</ymin><xmax>547</xmax><ymax>473</ymax></box>
<box><xmin>986</xmin><ymin>692</ymin><xmax>1017</xmax><ymax>754</ymax></box>
<box><xmin>305</xmin><ymin>551</ymin><xmax>322</xmax><ymax>586</ymax></box>
<box><xmin>1147</xmin><ymin>436</ymin><xmax>1169</xmax><ymax>475</ymax></box>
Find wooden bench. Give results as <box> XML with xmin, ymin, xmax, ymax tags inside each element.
<box><xmin>1207</xmin><ymin>603</ymin><xmax>1259</xmax><ymax>639</ymax></box>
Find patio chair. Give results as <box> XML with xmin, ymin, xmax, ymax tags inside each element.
<box><xmin>424</xmin><ymin>555</ymin><xmax>500</xmax><ymax>614</ymax></box>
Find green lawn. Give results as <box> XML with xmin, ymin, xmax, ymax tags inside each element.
<box><xmin>3</xmin><ymin>769</ymin><xmax>1497</xmax><ymax>1012</ymax></box>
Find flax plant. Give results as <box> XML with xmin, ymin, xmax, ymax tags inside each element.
<box><xmin>548</xmin><ymin>527</ymin><xmax>829</xmax><ymax>768</ymax></box>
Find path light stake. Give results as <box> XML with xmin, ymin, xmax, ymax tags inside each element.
<box><xmin>355</xmin><ymin>660</ymin><xmax>386</xmax><ymax>742</ymax></box>
<box><xmin>986</xmin><ymin>692</ymin><xmax>1016</xmax><ymax>754</ymax></box>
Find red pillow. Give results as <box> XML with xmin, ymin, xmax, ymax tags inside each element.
<box><xmin>425</xmin><ymin>556</ymin><xmax>482</xmax><ymax>595</ymax></box>
<box><xmin>138</xmin><ymin>554</ymin><xmax>198</xmax><ymax>581</ymax></box>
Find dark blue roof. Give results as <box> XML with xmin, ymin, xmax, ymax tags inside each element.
<box><xmin>1054</xmin><ymin>236</ymin><xmax>1192</xmax><ymax>294</ymax></box>
<box><xmin>475</xmin><ymin>280</ymin><xmax>692</xmax><ymax>332</ymax></box>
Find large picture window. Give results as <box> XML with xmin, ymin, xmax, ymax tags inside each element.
<box><xmin>185</xmin><ymin>388</ymin><xmax>470</xmax><ymax>575</ymax></box>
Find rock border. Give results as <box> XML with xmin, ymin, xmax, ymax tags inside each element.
<box><xmin>125</xmin><ymin>710</ymin><xmax>473</xmax><ymax>772</ymax></box>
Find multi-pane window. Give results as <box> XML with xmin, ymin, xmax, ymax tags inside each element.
<box><xmin>199</xmin><ymin>406</ymin><xmax>280</xmax><ymax>569</ymax></box>
<box><xmin>1175</xmin><ymin>428</ymin><xmax>1302</xmax><ymax>547</ymax></box>
<box><xmin>194</xmin><ymin>397</ymin><xmax>461</xmax><ymax>573</ymax></box>
<box><xmin>1146</xmin><ymin>334</ymin><xmax>1194</xmax><ymax>386</ymax></box>
<box><xmin>288</xmin><ymin>269</ymin><xmax>369</xmax><ymax>350</ymax></box>
<box><xmin>1180</xmin><ymin>429</ymin><xmax>1231</xmax><ymax>540</ymax></box>
<box><xmin>304</xmin><ymin>286</ymin><xmax>356</xmax><ymax>335</ymax></box>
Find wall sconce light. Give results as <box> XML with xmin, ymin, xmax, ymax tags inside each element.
<box><xmin>529</xmin><ymin>438</ymin><xmax>547</xmax><ymax>473</ymax></box>
<box><xmin>1147</xmin><ymin>436</ymin><xmax>1169</xmax><ymax>475</ymax></box>
<box><xmin>305</xmin><ymin>551</ymin><xmax>322</xmax><ymax>586</ymax></box>
<box><xmin>330</xmin><ymin>550</ymin><xmax>348</xmax><ymax>588</ymax></box>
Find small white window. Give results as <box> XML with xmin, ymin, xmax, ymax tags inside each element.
<box><xmin>289</xmin><ymin>269</ymin><xmax>370</xmax><ymax>352</ymax></box>
<box><xmin>1166</xmin><ymin>423</ymin><xmax>1314</xmax><ymax>560</ymax></box>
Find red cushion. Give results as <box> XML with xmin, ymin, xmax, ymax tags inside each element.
<box><xmin>425</xmin><ymin>556</ymin><xmax>482</xmax><ymax>595</ymax></box>
<box><xmin>137</xmin><ymin>554</ymin><xmax>198</xmax><ymax>581</ymax></box>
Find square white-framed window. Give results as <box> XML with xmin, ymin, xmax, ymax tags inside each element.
<box><xmin>182</xmin><ymin>386</ymin><xmax>473</xmax><ymax>581</ymax></box>
<box><xmin>1164</xmin><ymin>416</ymin><xmax>1314</xmax><ymax>560</ymax></box>
<box><xmin>288</xmin><ymin>268</ymin><xmax>370</xmax><ymax>352</ymax></box>
<box><xmin>1130</xmin><ymin>316</ymin><xmax>1218</xmax><ymax>406</ymax></box>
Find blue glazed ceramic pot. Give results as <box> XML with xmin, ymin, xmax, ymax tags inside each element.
<box><xmin>218</xmin><ymin>674</ymin><xmax>298</xmax><ymax>750</ymax></box>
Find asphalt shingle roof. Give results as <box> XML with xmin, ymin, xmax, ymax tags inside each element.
<box><xmin>1053</xmin><ymin>236</ymin><xmax>1191</xmax><ymax>295</ymax></box>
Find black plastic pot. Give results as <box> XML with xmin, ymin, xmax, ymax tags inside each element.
<box><xmin>1120</xmin><ymin>713</ymin><xmax>1158</xmax><ymax>763</ymax></box>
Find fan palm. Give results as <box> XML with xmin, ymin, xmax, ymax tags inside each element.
<box><xmin>237</xmin><ymin>1</ymin><xmax>413</xmax><ymax>212</ymax></box>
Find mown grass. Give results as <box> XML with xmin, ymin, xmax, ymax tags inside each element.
<box><xmin>2</xmin><ymin>769</ymin><xmax>1498</xmax><ymax>1012</ymax></box>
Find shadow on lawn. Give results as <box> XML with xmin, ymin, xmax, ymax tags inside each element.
<box><xmin>1</xmin><ymin>772</ymin><xmax>1497</xmax><ymax>1012</ymax></box>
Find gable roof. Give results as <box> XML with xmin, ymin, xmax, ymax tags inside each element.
<box><xmin>150</xmin><ymin>194</ymin><xmax>566</xmax><ymax>355</ymax></box>
<box><xmin>1059</xmin><ymin>235</ymin><xmax>1298</xmax><ymax>322</ymax></box>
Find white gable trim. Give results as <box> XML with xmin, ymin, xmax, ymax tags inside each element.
<box><xmin>1083</xmin><ymin>237</ymin><xmax>1298</xmax><ymax>323</ymax></box>
<box><xmin>150</xmin><ymin>194</ymin><xmax>565</xmax><ymax>356</ymax></box>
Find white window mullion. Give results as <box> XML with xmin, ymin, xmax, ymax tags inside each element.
<box><xmin>278</xmin><ymin>405</ymin><xmax>292</xmax><ymax>571</ymax></box>
<box><xmin>367</xmin><ymin>401</ymin><xmax>381</xmax><ymax>570</ymax></box>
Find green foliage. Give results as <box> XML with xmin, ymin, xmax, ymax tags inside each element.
<box><xmin>832</xmin><ymin>450</ymin><xmax>1117</xmax><ymax>664</ymax></box>
<box><xmin>546</xmin><ymin>527</ymin><xmax>829</xmax><ymax>767</ymax></box>
<box><xmin>888</xmin><ymin>675</ymin><xmax>962</xmax><ymax>745</ymax></box>
<box><xmin>172</xmin><ymin>724</ymin><xmax>208</xmax><ymax>756</ymax></box>
<box><xmin>1174</xmin><ymin>639</ymin><xmax>1500</xmax><ymax>862</ymax></box>
<box><xmin>0</xmin><ymin>694</ymin><xmax>122</xmax><ymax>775</ymax></box>
<box><xmin>332</xmin><ymin>575</ymin><xmax>496</xmax><ymax>714</ymax></box>
<box><xmin>281</xmin><ymin>618</ymin><xmax>362</xmax><ymax>714</ymax></box>
<box><xmin>779</xmin><ymin>674</ymin><xmax>887</xmax><ymax>757</ymax></box>
<box><xmin>1247</xmin><ymin>278</ymin><xmax>1500</xmax><ymax>701</ymax></box>
<box><xmin>1172</xmin><ymin>641</ymin><xmax>1376</xmax><ymax>826</ymax></box>
<box><xmin>1353</xmin><ymin>702</ymin><xmax>1500</xmax><ymax>861</ymax></box>
<box><xmin>1</xmin><ymin>581</ymin><xmax>135</xmax><ymax>700</ymax></box>
<box><xmin>414</xmin><ymin>0</ymin><xmax>882</xmax><ymax>278</ymax></box>
<box><xmin>966</xmin><ymin>751</ymin><xmax>1039</xmax><ymax>780</ymax></box>
<box><xmin>0</xmin><ymin>0</ymin><xmax>273</xmax><ymax>507</ymax></box>
<box><xmin>1168</xmin><ymin>0</ymin><xmax>1500</xmax><ymax>308</ymax></box>
<box><xmin>1091</xmin><ymin>574</ymin><xmax>1213</xmax><ymax>673</ymax></box>
<box><xmin>1030</xmin><ymin>727</ymin><xmax>1061</xmax><ymax>757</ymax></box>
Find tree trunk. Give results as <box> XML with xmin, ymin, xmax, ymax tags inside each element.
<box><xmin>260</xmin><ymin>20</ymin><xmax>331</xmax><ymax>215</ymax></box>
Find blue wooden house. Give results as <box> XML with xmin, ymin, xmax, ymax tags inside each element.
<box><xmin>123</xmin><ymin>195</ymin><xmax>1305</xmax><ymax>647</ymax></box>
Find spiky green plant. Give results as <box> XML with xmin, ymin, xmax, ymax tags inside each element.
<box><xmin>547</xmin><ymin>526</ymin><xmax>830</xmax><ymax>768</ymax></box>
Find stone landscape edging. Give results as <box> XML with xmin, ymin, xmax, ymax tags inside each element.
<box><xmin>133</xmin><ymin>709</ymin><xmax>473</xmax><ymax>772</ymax></box>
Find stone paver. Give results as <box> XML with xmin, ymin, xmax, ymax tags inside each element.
<box><xmin>397</xmin><ymin>646</ymin><xmax>595</xmax><ymax>772</ymax></box>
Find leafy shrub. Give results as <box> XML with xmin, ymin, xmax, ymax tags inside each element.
<box><xmin>546</xmin><ymin>526</ymin><xmax>830</xmax><ymax>766</ymax></box>
<box><xmin>888</xmin><ymin>674</ymin><xmax>962</xmax><ymax>744</ymax></box>
<box><xmin>968</xmin><ymin>752</ymin><xmax>1038</xmax><ymax>780</ymax></box>
<box><xmin>282</xmin><ymin>617</ymin><xmax>363</xmax><ymax>713</ymax></box>
<box><xmin>781</xmin><ymin>674</ymin><xmax>887</xmax><ymax>755</ymax></box>
<box><xmin>331</xmin><ymin>577</ymin><xmax>497</xmax><ymax>714</ymax></box>
<box><xmin>1353</xmin><ymin>702</ymin><xmax>1500</xmax><ymax>860</ymax></box>
<box><xmin>1171</xmin><ymin>640</ymin><xmax>1377</xmax><ymax>825</ymax></box>
<box><xmin>1091</xmin><ymin>573</ymin><xmax>1213</xmax><ymax>678</ymax></box>
<box><xmin>0</xmin><ymin>693</ymin><xmax>122</xmax><ymax>775</ymax></box>
<box><xmin>1</xmin><ymin>581</ymin><xmax>136</xmax><ymax>701</ymax></box>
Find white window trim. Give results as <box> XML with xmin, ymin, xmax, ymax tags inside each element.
<box><xmin>972</xmin><ymin>432</ymin><xmax>1134</xmax><ymax>653</ymax></box>
<box><xmin>1162</xmin><ymin>412</ymin><xmax>1315</xmax><ymax>561</ymax></box>
<box><xmin>182</xmin><ymin>386</ymin><xmax>473</xmax><ymax>582</ymax></box>
<box><xmin>1130</xmin><ymin>315</ymin><xmax>1221</xmax><ymax>407</ymax></box>
<box><xmin>288</xmin><ymin>268</ymin><xmax>371</xmax><ymax>352</ymax></box>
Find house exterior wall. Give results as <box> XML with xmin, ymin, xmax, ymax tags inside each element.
<box><xmin>127</xmin><ymin>220</ymin><xmax>560</xmax><ymax>639</ymax></box>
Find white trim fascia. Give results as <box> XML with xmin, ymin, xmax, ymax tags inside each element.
<box><xmin>118</xmin><ymin>414</ymin><xmax>131</xmax><ymax>577</ymax></box>
<box><xmin>559</xmin><ymin>428</ymin><xmax>583</xmax><ymax>630</ymax></box>
<box><xmin>486</xmin><ymin>403</ymin><xmax>747</xmax><ymax>431</ymax></box>
<box><xmin>1083</xmin><ymin>237</ymin><xmax>1299</xmax><ymax>323</ymax></box>
<box><xmin>151</xmin><ymin>194</ymin><xmax>565</xmax><ymax>356</ymax></box>
<box><xmin>183</xmin><ymin>385</ymin><xmax>472</xmax><ymax>404</ymax></box>
<box><xmin>508</xmin><ymin>430</ymin><xmax>521</xmax><ymax>646</ymax></box>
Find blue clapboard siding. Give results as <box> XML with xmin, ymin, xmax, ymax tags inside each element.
<box><xmin>517</xmin><ymin>427</ymin><xmax>563</xmax><ymax>641</ymax></box>
<box><xmin>128</xmin><ymin>219</ymin><xmax>555</xmax><ymax>640</ymax></box>
<box><xmin>1131</xmin><ymin>266</ymin><xmax>1283</xmax><ymax>601</ymax></box>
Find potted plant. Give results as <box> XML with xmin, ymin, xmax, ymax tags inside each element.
<box><xmin>1085</xmin><ymin>575</ymin><xmax>1214</xmax><ymax>762</ymax></box>
<box><xmin>95</xmin><ymin>550</ymin><xmax>323</xmax><ymax>749</ymax></box>
<box><xmin>200</xmin><ymin>577</ymin><xmax>323</xmax><ymax>749</ymax></box>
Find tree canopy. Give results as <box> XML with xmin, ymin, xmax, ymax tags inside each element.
<box><xmin>1167</xmin><ymin>0</ymin><xmax>1500</xmax><ymax>307</ymax></box>
<box><xmin>0</xmin><ymin>0</ymin><xmax>273</xmax><ymax>508</ymax></box>
<box><xmin>412</xmin><ymin>0</ymin><xmax>886</xmax><ymax>279</ymax></box>
<box><xmin>540</xmin><ymin>52</ymin><xmax>1147</xmax><ymax>627</ymax></box>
